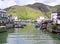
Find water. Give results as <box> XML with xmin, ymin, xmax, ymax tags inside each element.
<box><xmin>0</xmin><ymin>24</ymin><xmax>60</xmax><ymax>44</ymax></box>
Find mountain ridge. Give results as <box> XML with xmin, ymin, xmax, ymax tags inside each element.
<box><xmin>5</xmin><ymin>5</ymin><xmax>45</xmax><ymax>20</ymax></box>
<box><xmin>4</xmin><ymin>2</ymin><xmax>60</xmax><ymax>20</ymax></box>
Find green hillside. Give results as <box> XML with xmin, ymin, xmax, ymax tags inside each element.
<box><xmin>5</xmin><ymin>5</ymin><xmax>44</xmax><ymax>20</ymax></box>
<box><xmin>27</xmin><ymin>3</ymin><xmax>51</xmax><ymax>12</ymax></box>
<box><xmin>5</xmin><ymin>3</ymin><xmax>60</xmax><ymax>20</ymax></box>
<box><xmin>27</xmin><ymin>3</ymin><xmax>51</xmax><ymax>18</ymax></box>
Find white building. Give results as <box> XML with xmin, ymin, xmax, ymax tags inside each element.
<box><xmin>0</xmin><ymin>9</ymin><xmax>7</xmax><ymax>17</ymax></box>
<box><xmin>12</xmin><ymin>16</ymin><xmax>18</xmax><ymax>21</ymax></box>
<box><xmin>51</xmin><ymin>12</ymin><xmax>60</xmax><ymax>24</ymax></box>
<box><xmin>37</xmin><ymin>16</ymin><xmax>45</xmax><ymax>23</ymax></box>
<box><xmin>51</xmin><ymin>13</ymin><xmax>57</xmax><ymax>19</ymax></box>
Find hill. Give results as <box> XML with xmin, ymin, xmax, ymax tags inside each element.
<box><xmin>52</xmin><ymin>5</ymin><xmax>60</xmax><ymax>12</ymax></box>
<box><xmin>5</xmin><ymin>2</ymin><xmax>60</xmax><ymax>20</ymax></box>
<box><xmin>5</xmin><ymin>5</ymin><xmax>45</xmax><ymax>20</ymax></box>
<box><xmin>27</xmin><ymin>3</ymin><xmax>60</xmax><ymax>17</ymax></box>
<box><xmin>27</xmin><ymin>3</ymin><xmax>52</xmax><ymax>18</ymax></box>
<box><xmin>27</xmin><ymin>3</ymin><xmax>51</xmax><ymax>12</ymax></box>
<box><xmin>27</xmin><ymin>3</ymin><xmax>60</xmax><ymax>12</ymax></box>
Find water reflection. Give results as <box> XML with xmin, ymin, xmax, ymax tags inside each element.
<box><xmin>0</xmin><ymin>28</ymin><xmax>14</xmax><ymax>44</ymax></box>
<box><xmin>7</xmin><ymin>35</ymin><xmax>33</xmax><ymax>44</ymax></box>
<box><xmin>0</xmin><ymin>32</ymin><xmax>8</xmax><ymax>44</ymax></box>
<box><xmin>0</xmin><ymin>28</ymin><xmax>59</xmax><ymax>44</ymax></box>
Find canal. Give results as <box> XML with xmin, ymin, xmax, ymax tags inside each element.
<box><xmin>0</xmin><ymin>23</ymin><xmax>60</xmax><ymax>44</ymax></box>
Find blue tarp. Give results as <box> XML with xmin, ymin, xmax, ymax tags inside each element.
<box><xmin>34</xmin><ymin>23</ymin><xmax>40</xmax><ymax>28</ymax></box>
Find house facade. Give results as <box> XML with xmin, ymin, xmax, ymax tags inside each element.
<box><xmin>37</xmin><ymin>16</ymin><xmax>45</xmax><ymax>23</ymax></box>
<box><xmin>0</xmin><ymin>9</ymin><xmax>8</xmax><ymax>25</ymax></box>
<box><xmin>0</xmin><ymin>9</ymin><xmax>7</xmax><ymax>17</ymax></box>
<box><xmin>51</xmin><ymin>12</ymin><xmax>60</xmax><ymax>24</ymax></box>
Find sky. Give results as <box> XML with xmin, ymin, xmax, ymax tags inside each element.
<box><xmin>0</xmin><ymin>0</ymin><xmax>60</xmax><ymax>9</ymax></box>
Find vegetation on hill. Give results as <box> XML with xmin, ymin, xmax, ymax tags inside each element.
<box><xmin>5</xmin><ymin>2</ymin><xmax>60</xmax><ymax>20</ymax></box>
<box><xmin>27</xmin><ymin>3</ymin><xmax>52</xmax><ymax>18</ymax></box>
<box><xmin>27</xmin><ymin>3</ymin><xmax>60</xmax><ymax>18</ymax></box>
<box><xmin>5</xmin><ymin>5</ymin><xmax>45</xmax><ymax>20</ymax></box>
<box><xmin>27</xmin><ymin>3</ymin><xmax>51</xmax><ymax>12</ymax></box>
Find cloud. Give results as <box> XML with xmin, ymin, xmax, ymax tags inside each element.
<box><xmin>15</xmin><ymin>0</ymin><xmax>36</xmax><ymax>5</ymax></box>
<box><xmin>34</xmin><ymin>0</ymin><xmax>57</xmax><ymax>6</ymax></box>
<box><xmin>0</xmin><ymin>0</ymin><xmax>60</xmax><ymax>9</ymax></box>
<box><xmin>15</xmin><ymin>0</ymin><xmax>59</xmax><ymax>6</ymax></box>
<box><xmin>47</xmin><ymin>0</ymin><xmax>60</xmax><ymax>6</ymax></box>
<box><xmin>0</xmin><ymin>0</ymin><xmax>16</xmax><ymax>9</ymax></box>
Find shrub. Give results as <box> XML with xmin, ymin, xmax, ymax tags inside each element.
<box><xmin>52</xmin><ymin>24</ymin><xmax>57</xmax><ymax>29</ymax></box>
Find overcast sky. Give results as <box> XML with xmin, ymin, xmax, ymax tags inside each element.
<box><xmin>0</xmin><ymin>0</ymin><xmax>60</xmax><ymax>9</ymax></box>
